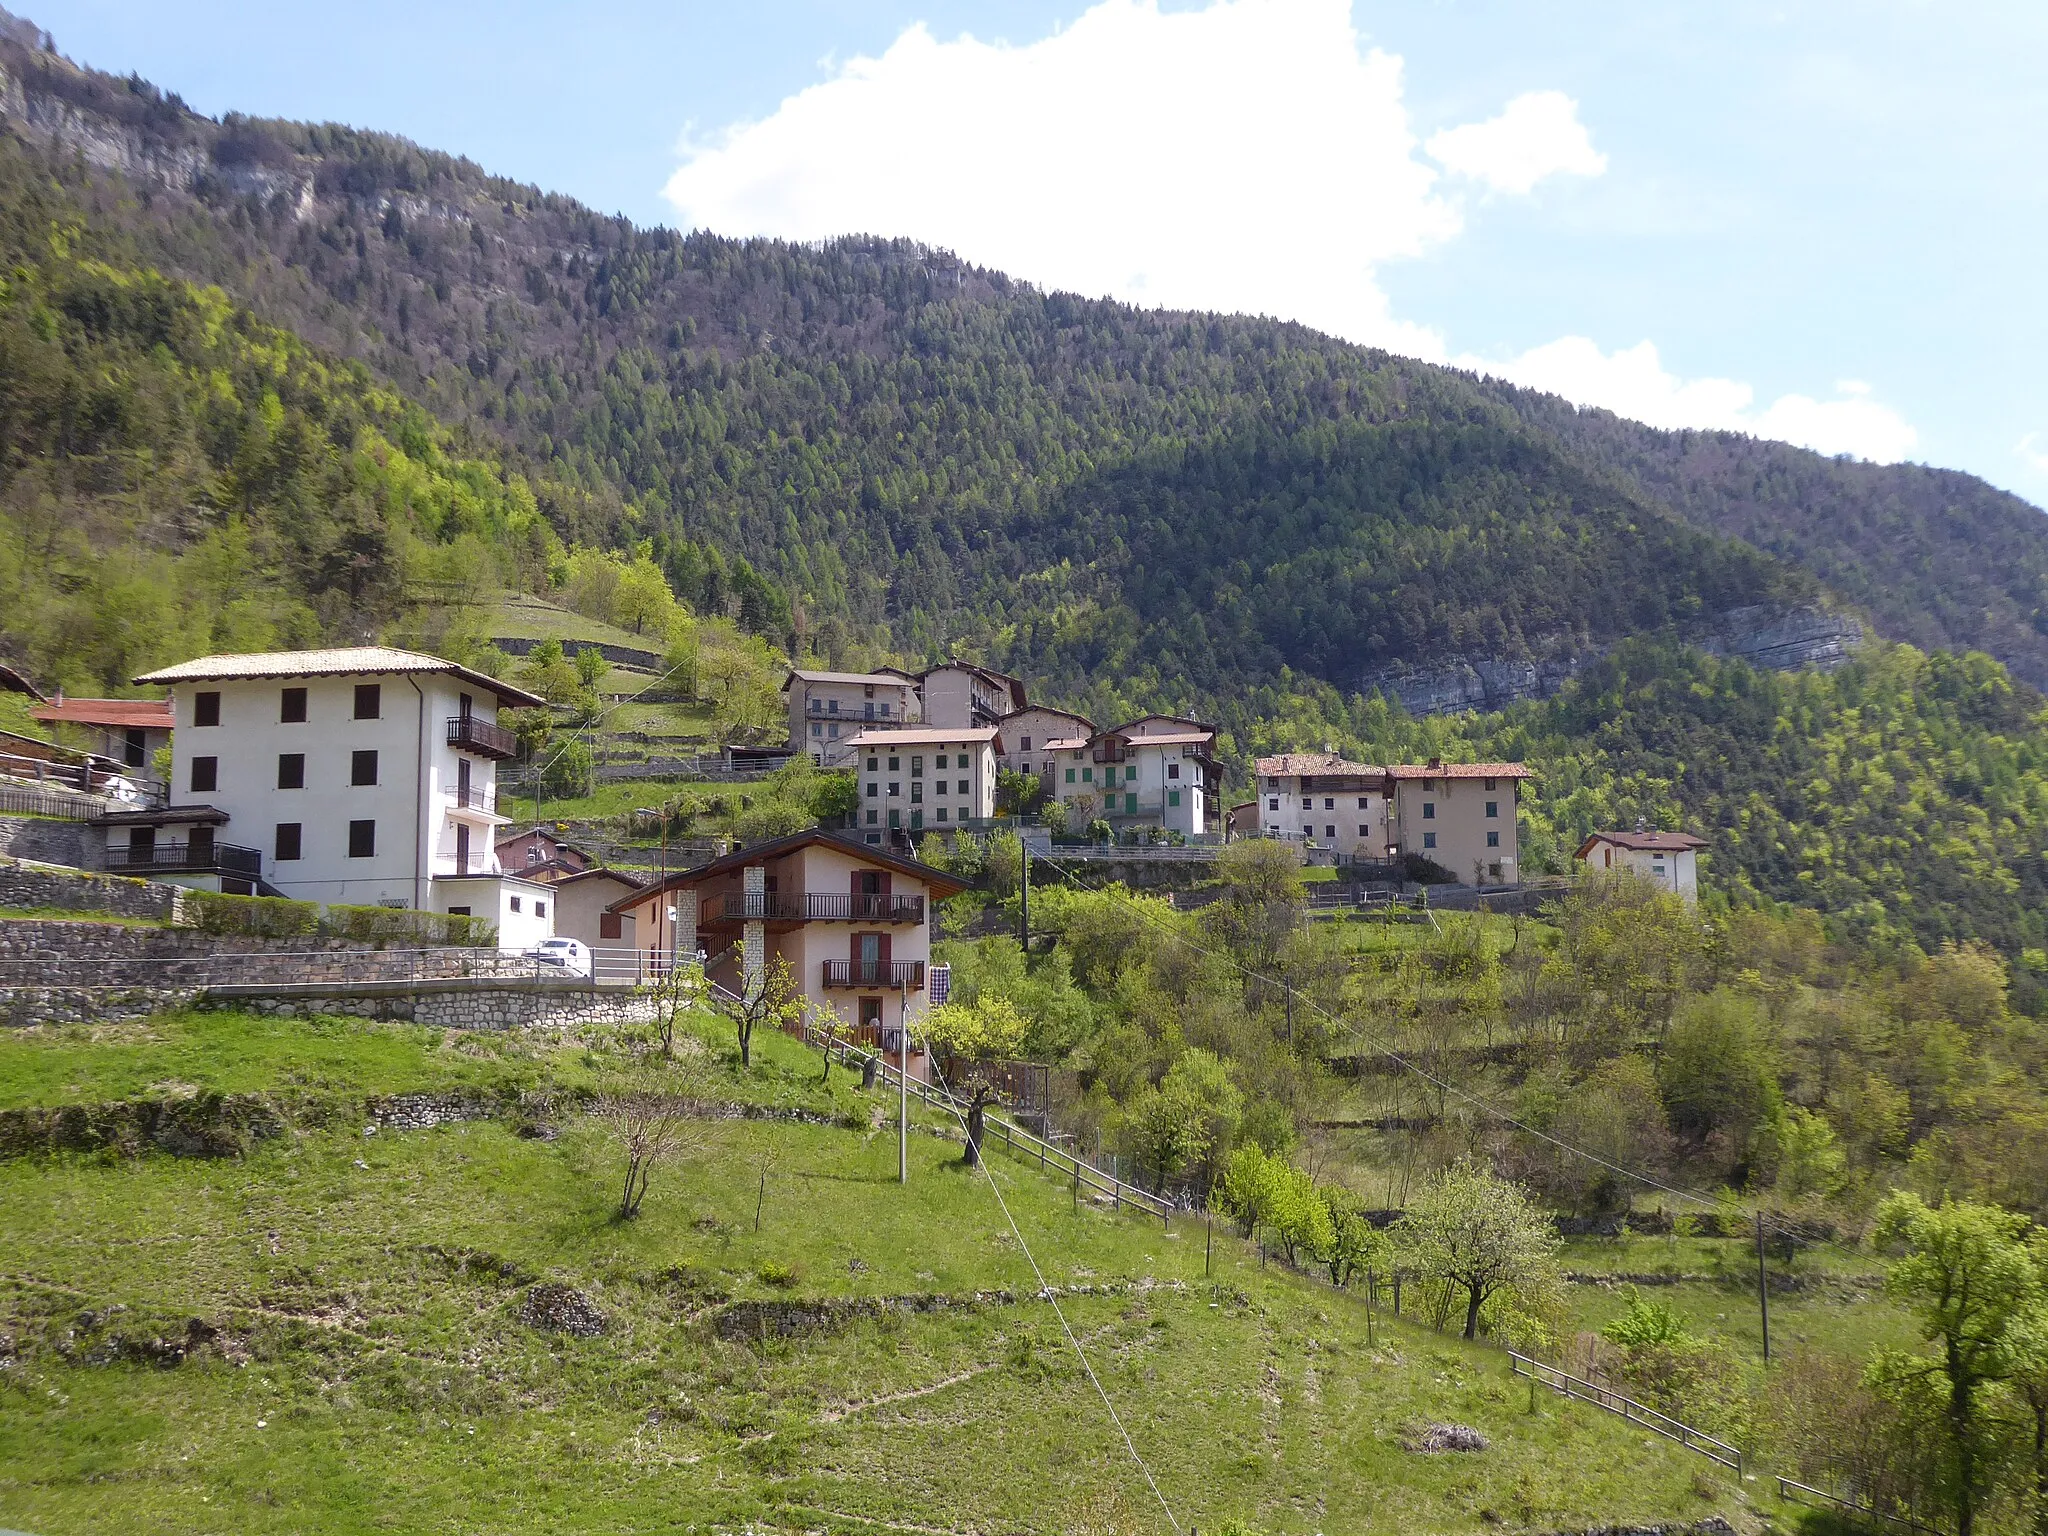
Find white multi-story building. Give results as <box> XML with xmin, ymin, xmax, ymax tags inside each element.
<box><xmin>124</xmin><ymin>647</ymin><xmax>555</xmax><ymax>947</ymax></box>
<box><xmin>848</xmin><ymin>726</ymin><xmax>1000</xmax><ymax>847</ymax></box>
<box><xmin>1049</xmin><ymin>720</ymin><xmax>1221</xmax><ymax>836</ymax></box>
<box><xmin>1575</xmin><ymin>827</ymin><xmax>1706</xmax><ymax>903</ymax></box>
<box><xmin>784</xmin><ymin>668</ymin><xmax>921</xmax><ymax>763</ymax></box>
<box><xmin>1254</xmin><ymin>752</ymin><xmax>1391</xmax><ymax>860</ymax></box>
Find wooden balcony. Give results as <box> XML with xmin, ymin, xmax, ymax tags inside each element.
<box><xmin>446</xmin><ymin>714</ymin><xmax>518</xmax><ymax>760</ymax></box>
<box><xmin>701</xmin><ymin>893</ymin><xmax>927</xmax><ymax>926</ymax></box>
<box><xmin>821</xmin><ymin>959</ymin><xmax>926</xmax><ymax>990</ymax></box>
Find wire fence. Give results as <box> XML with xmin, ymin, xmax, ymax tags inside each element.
<box><xmin>1509</xmin><ymin>1352</ymin><xmax>1741</xmax><ymax>1472</ymax></box>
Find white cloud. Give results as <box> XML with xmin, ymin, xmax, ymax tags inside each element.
<box><xmin>1424</xmin><ymin>90</ymin><xmax>1607</xmax><ymax>195</ymax></box>
<box><xmin>2019</xmin><ymin>433</ymin><xmax>2048</xmax><ymax>475</ymax></box>
<box><xmin>662</xmin><ymin>0</ymin><xmax>1916</xmax><ymax>465</ymax></box>
<box><xmin>1468</xmin><ymin>336</ymin><xmax>1920</xmax><ymax>463</ymax></box>
<box><xmin>664</xmin><ymin>0</ymin><xmax>1577</xmax><ymax>353</ymax></box>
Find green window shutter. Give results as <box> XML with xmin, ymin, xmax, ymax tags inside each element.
<box><xmin>1126</xmin><ymin>793</ymin><xmax>1137</xmax><ymax>813</ymax></box>
<box><xmin>1065</xmin><ymin>768</ymin><xmax>1075</xmax><ymax>783</ymax></box>
<box><xmin>1168</xmin><ymin>789</ymin><xmax>1181</xmax><ymax>807</ymax></box>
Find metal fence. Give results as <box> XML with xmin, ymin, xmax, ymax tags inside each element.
<box><xmin>1775</xmin><ymin>1476</ymin><xmax>1945</xmax><ymax>1535</ymax></box>
<box><xmin>0</xmin><ymin>782</ymin><xmax>121</xmax><ymax>820</ymax></box>
<box><xmin>1508</xmin><ymin>1352</ymin><xmax>1742</xmax><ymax>1472</ymax></box>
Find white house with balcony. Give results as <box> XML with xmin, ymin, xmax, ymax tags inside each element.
<box><xmin>124</xmin><ymin>647</ymin><xmax>555</xmax><ymax>947</ymax></box>
<box><xmin>1048</xmin><ymin>719</ymin><xmax>1220</xmax><ymax>836</ymax></box>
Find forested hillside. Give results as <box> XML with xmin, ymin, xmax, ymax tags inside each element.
<box><xmin>1</xmin><ymin>21</ymin><xmax>2042</xmax><ymax>697</ymax></box>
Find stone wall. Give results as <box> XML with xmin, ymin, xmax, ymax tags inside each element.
<box><xmin>0</xmin><ymin>858</ymin><xmax>178</xmax><ymax>920</ymax></box>
<box><xmin>0</xmin><ymin>919</ymin><xmax>538</xmax><ymax>989</ymax></box>
<box><xmin>225</xmin><ymin>979</ymin><xmax>656</xmax><ymax>1032</ymax></box>
<box><xmin>0</xmin><ymin>816</ymin><xmax>96</xmax><ymax>870</ymax></box>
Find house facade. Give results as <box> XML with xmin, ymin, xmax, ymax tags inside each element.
<box><xmin>605</xmin><ymin>828</ymin><xmax>965</xmax><ymax>1066</ymax></box>
<box><xmin>919</xmin><ymin>662</ymin><xmax>1026</xmax><ymax>730</ymax></box>
<box><xmin>1050</xmin><ymin>723</ymin><xmax>1219</xmax><ymax>836</ymax></box>
<box><xmin>543</xmin><ymin>865</ymin><xmax>642</xmax><ymax>964</ymax></box>
<box><xmin>1254</xmin><ymin>752</ymin><xmax>1392</xmax><ymax>860</ymax></box>
<box><xmin>996</xmin><ymin>705</ymin><xmax>1094</xmax><ymax>783</ymax></box>
<box><xmin>1386</xmin><ymin>761</ymin><xmax>1531</xmax><ymax>887</ymax></box>
<box><xmin>127</xmin><ymin>647</ymin><xmax>555</xmax><ymax>946</ymax></box>
<box><xmin>848</xmin><ymin>726</ymin><xmax>1000</xmax><ymax>846</ymax></box>
<box><xmin>32</xmin><ymin>696</ymin><xmax>174</xmax><ymax>777</ymax></box>
<box><xmin>784</xmin><ymin>668</ymin><xmax>921</xmax><ymax>763</ymax></box>
<box><xmin>1575</xmin><ymin>828</ymin><xmax>1707</xmax><ymax>902</ymax></box>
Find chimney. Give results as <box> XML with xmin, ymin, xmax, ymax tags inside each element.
<box><xmin>1427</xmin><ymin>755</ymin><xmax>1443</xmax><ymax>770</ymax></box>
<box><xmin>1634</xmin><ymin>814</ymin><xmax>1648</xmax><ymax>835</ymax></box>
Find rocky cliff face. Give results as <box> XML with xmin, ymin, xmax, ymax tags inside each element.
<box><xmin>1362</xmin><ymin>604</ymin><xmax>1862</xmax><ymax>717</ymax></box>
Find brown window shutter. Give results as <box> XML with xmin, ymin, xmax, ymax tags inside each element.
<box><xmin>600</xmin><ymin>912</ymin><xmax>622</xmax><ymax>940</ymax></box>
<box><xmin>878</xmin><ymin>933</ymin><xmax>892</xmax><ymax>965</ymax></box>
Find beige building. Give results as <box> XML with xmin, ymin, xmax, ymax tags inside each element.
<box><xmin>997</xmin><ymin>705</ymin><xmax>1094</xmax><ymax>782</ymax></box>
<box><xmin>1575</xmin><ymin>827</ymin><xmax>1706</xmax><ymax>903</ymax></box>
<box><xmin>784</xmin><ymin>668</ymin><xmax>921</xmax><ymax>763</ymax></box>
<box><xmin>919</xmin><ymin>662</ymin><xmax>1026</xmax><ymax>730</ymax></box>
<box><xmin>1386</xmin><ymin>760</ymin><xmax>1531</xmax><ymax>886</ymax></box>
<box><xmin>848</xmin><ymin>726</ymin><xmax>1001</xmax><ymax>847</ymax></box>
<box><xmin>605</xmin><ymin>828</ymin><xmax>963</xmax><ymax>1067</ymax></box>
<box><xmin>1255</xmin><ymin>752</ymin><xmax>1391</xmax><ymax>860</ymax></box>
<box><xmin>1049</xmin><ymin>720</ymin><xmax>1221</xmax><ymax>836</ymax></box>
<box><xmin>541</xmin><ymin>866</ymin><xmax>642</xmax><ymax>967</ymax></box>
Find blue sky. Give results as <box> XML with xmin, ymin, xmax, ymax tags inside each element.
<box><xmin>34</xmin><ymin>0</ymin><xmax>2048</xmax><ymax>508</ymax></box>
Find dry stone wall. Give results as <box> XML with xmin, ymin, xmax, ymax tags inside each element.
<box><xmin>0</xmin><ymin>859</ymin><xmax>178</xmax><ymax>920</ymax></box>
<box><xmin>231</xmin><ymin>981</ymin><xmax>656</xmax><ymax>1032</ymax></box>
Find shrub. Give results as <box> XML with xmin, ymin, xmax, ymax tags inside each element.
<box><xmin>183</xmin><ymin>889</ymin><xmax>320</xmax><ymax>938</ymax></box>
<box><xmin>322</xmin><ymin>904</ymin><xmax>496</xmax><ymax>948</ymax></box>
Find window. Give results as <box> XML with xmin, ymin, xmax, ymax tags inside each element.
<box><xmin>1168</xmin><ymin>789</ymin><xmax>1181</xmax><ymax>807</ymax></box>
<box><xmin>866</xmin><ymin>756</ymin><xmax>879</xmax><ymax>772</ymax></box>
<box><xmin>936</xmin><ymin>807</ymin><xmax>948</xmax><ymax>822</ymax></box>
<box><xmin>1081</xmin><ymin>767</ymin><xmax>1093</xmax><ymax>783</ymax></box>
<box><xmin>911</xmin><ymin>756</ymin><xmax>924</xmax><ymax>776</ymax></box>
<box><xmin>1065</xmin><ymin>768</ymin><xmax>1076</xmax><ymax>784</ymax></box>
<box><xmin>281</xmin><ymin>687</ymin><xmax>307</xmax><ymax>723</ymax></box>
<box><xmin>934</xmin><ymin>754</ymin><xmax>948</xmax><ymax>769</ymax></box>
<box><xmin>1357</xmin><ymin>824</ymin><xmax>1369</xmax><ymax>837</ymax></box>
<box><xmin>1488</xmin><ymin>862</ymin><xmax>1502</xmax><ymax>880</ymax></box>
<box><xmin>933</xmin><ymin>778</ymin><xmax>948</xmax><ymax>796</ymax></box>
<box><xmin>190</xmin><ymin>756</ymin><xmax>218</xmax><ymax>792</ymax></box>
<box><xmin>910</xmin><ymin>810</ymin><xmax>923</xmax><ymax>830</ymax></box>
<box><xmin>866</xmin><ymin>808</ymin><xmax>878</xmax><ymax>825</ymax></box>
<box><xmin>1020</xmin><ymin>736</ymin><xmax>1032</xmax><ymax>752</ymax></box>
<box><xmin>277</xmin><ymin>753</ymin><xmax>305</xmax><ymax>790</ymax></box>
<box><xmin>1358</xmin><ymin>796</ymin><xmax>1370</xmax><ymax>809</ymax></box>
<box><xmin>274</xmin><ymin>823</ymin><xmax>302</xmax><ymax>861</ymax></box>
<box><xmin>812</xmin><ymin>721</ymin><xmax>822</xmax><ymax>737</ymax></box>
<box><xmin>599</xmin><ymin>912</ymin><xmax>623</xmax><ymax>940</ymax></box>
<box><xmin>1324</xmin><ymin>797</ymin><xmax>1334</xmax><ymax>810</ymax></box>
<box><xmin>1325</xmin><ymin>825</ymin><xmax>1336</xmax><ymax>839</ymax></box>
<box><xmin>1422</xmin><ymin>831</ymin><xmax>1437</xmax><ymax>850</ymax></box>
<box><xmin>866</xmin><ymin>782</ymin><xmax>878</xmax><ymax>798</ymax></box>
<box><xmin>1125</xmin><ymin>793</ymin><xmax>1137</xmax><ymax>813</ymax></box>
<box><xmin>879</xmin><ymin>703</ymin><xmax>891</xmax><ymax>718</ymax></box>
<box><xmin>1301</xmin><ymin>797</ymin><xmax>1312</xmax><ymax>810</ymax></box>
<box><xmin>1484</xmin><ymin>777</ymin><xmax>1497</xmax><ymax>791</ymax></box>
<box><xmin>1423</xmin><ymin>801</ymin><xmax>1436</xmax><ymax>820</ymax></box>
<box><xmin>957</xmin><ymin>779</ymin><xmax>968</xmax><ymax>795</ymax></box>
<box><xmin>348</xmin><ymin>819</ymin><xmax>376</xmax><ymax>858</ymax></box>
<box><xmin>510</xmin><ymin>897</ymin><xmax>522</xmax><ymax>913</ymax></box>
<box><xmin>193</xmin><ymin>691</ymin><xmax>221</xmax><ymax>727</ymax></box>
<box><xmin>353</xmin><ymin>683</ymin><xmax>381</xmax><ymax>720</ymax></box>
<box><xmin>449</xmin><ymin>906</ymin><xmax>472</xmax><ymax>918</ymax></box>
<box><xmin>351</xmin><ymin>750</ymin><xmax>379</xmax><ymax>786</ymax></box>
<box><xmin>536</xmin><ymin>901</ymin><xmax>547</xmax><ymax>918</ymax></box>
<box><xmin>1485</xmin><ymin>800</ymin><xmax>1499</xmax><ymax>818</ymax></box>
<box><xmin>1487</xmin><ymin>831</ymin><xmax>1500</xmax><ymax>848</ymax></box>
<box><xmin>910</xmin><ymin>782</ymin><xmax>923</xmax><ymax>804</ymax></box>
<box><xmin>829</xmin><ymin>699</ymin><xmax>840</xmax><ymax>714</ymax></box>
<box><xmin>810</xmin><ymin>698</ymin><xmax>821</xmax><ymax>714</ymax></box>
<box><xmin>828</xmin><ymin>722</ymin><xmax>839</xmax><ymax>739</ymax></box>
<box><xmin>888</xmin><ymin>781</ymin><xmax>900</xmax><ymax>798</ymax></box>
<box><xmin>1167</xmin><ymin>762</ymin><xmax>1180</xmax><ymax>780</ymax></box>
<box><xmin>1126</xmin><ymin>766</ymin><xmax>1137</xmax><ymax>782</ymax></box>
<box><xmin>888</xmin><ymin>755</ymin><xmax>900</xmax><ymax>771</ymax></box>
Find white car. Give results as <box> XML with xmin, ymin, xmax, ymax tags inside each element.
<box><xmin>528</xmin><ymin>937</ymin><xmax>591</xmax><ymax>978</ymax></box>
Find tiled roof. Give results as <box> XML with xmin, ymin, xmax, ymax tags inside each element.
<box><xmin>785</xmin><ymin>669</ymin><xmax>918</xmax><ymax>688</ymax></box>
<box><xmin>1577</xmin><ymin>829</ymin><xmax>1708</xmax><ymax>854</ymax></box>
<box><xmin>1385</xmin><ymin>761</ymin><xmax>1534</xmax><ymax>780</ymax></box>
<box><xmin>845</xmin><ymin>726</ymin><xmax>1001</xmax><ymax>746</ymax></box>
<box><xmin>1256</xmin><ymin>752</ymin><xmax>1381</xmax><ymax>777</ymax></box>
<box><xmin>34</xmin><ymin>698</ymin><xmax>173</xmax><ymax>729</ymax></box>
<box><xmin>603</xmin><ymin>827</ymin><xmax>967</xmax><ymax>910</ymax></box>
<box><xmin>132</xmin><ymin>647</ymin><xmax>544</xmax><ymax>707</ymax></box>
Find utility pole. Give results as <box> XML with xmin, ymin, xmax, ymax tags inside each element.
<box><xmin>898</xmin><ymin>981</ymin><xmax>910</xmax><ymax>1185</ymax></box>
<box><xmin>1755</xmin><ymin>1212</ymin><xmax>1771</xmax><ymax>1364</ymax></box>
<box><xmin>1019</xmin><ymin>843</ymin><xmax>1030</xmax><ymax>951</ymax></box>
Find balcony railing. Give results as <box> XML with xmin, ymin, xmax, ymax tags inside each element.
<box><xmin>703</xmin><ymin>893</ymin><xmax>927</xmax><ymax>924</ymax></box>
<box><xmin>448</xmin><ymin>784</ymin><xmax>499</xmax><ymax>813</ymax></box>
<box><xmin>822</xmin><ymin>959</ymin><xmax>926</xmax><ymax>989</ymax></box>
<box><xmin>109</xmin><ymin>841</ymin><xmax>261</xmax><ymax>877</ymax></box>
<box><xmin>446</xmin><ymin>714</ymin><xmax>518</xmax><ymax>760</ymax></box>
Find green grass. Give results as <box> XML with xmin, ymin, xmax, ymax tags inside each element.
<box><xmin>0</xmin><ymin>1005</ymin><xmax>869</xmax><ymax>1120</ymax></box>
<box><xmin>478</xmin><ymin>591</ymin><xmax>664</xmax><ymax>655</ymax></box>
<box><xmin>0</xmin><ymin>904</ymin><xmax>166</xmax><ymax>926</ymax></box>
<box><xmin>0</xmin><ymin>1108</ymin><xmax>1762</xmax><ymax>1536</ymax></box>
<box><xmin>501</xmin><ymin>777</ymin><xmax>715</xmax><ymax>825</ymax></box>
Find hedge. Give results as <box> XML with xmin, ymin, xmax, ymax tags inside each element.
<box><xmin>184</xmin><ymin>889</ymin><xmax>321</xmax><ymax>938</ymax></box>
<box><xmin>181</xmin><ymin>891</ymin><xmax>496</xmax><ymax>947</ymax></box>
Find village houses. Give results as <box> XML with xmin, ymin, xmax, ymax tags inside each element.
<box><xmin>1254</xmin><ymin>753</ymin><xmax>1532</xmax><ymax>885</ymax></box>
<box><xmin>604</xmin><ymin>827</ymin><xmax>963</xmax><ymax>1071</ymax></box>
<box><xmin>785</xmin><ymin>667</ymin><xmax>921</xmax><ymax>764</ymax></box>
<box><xmin>1046</xmin><ymin>715</ymin><xmax>1221</xmax><ymax>837</ymax></box>
<box><xmin>1575</xmin><ymin>826</ymin><xmax>1707</xmax><ymax>903</ymax></box>
<box><xmin>849</xmin><ymin>726</ymin><xmax>1001</xmax><ymax>848</ymax></box>
<box><xmin>122</xmin><ymin>647</ymin><xmax>556</xmax><ymax>948</ymax></box>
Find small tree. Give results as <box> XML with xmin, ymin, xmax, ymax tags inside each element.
<box><xmin>716</xmin><ymin>953</ymin><xmax>804</xmax><ymax>1069</ymax></box>
<box><xmin>574</xmin><ymin>645</ymin><xmax>608</xmax><ymax>689</ymax></box>
<box><xmin>1267</xmin><ymin>1162</ymin><xmax>1333</xmax><ymax>1269</ymax></box>
<box><xmin>922</xmin><ymin>995</ymin><xmax>1031</xmax><ymax>1166</ymax></box>
<box><xmin>595</xmin><ymin>1047</ymin><xmax>718</xmax><ymax>1220</ymax></box>
<box><xmin>1317</xmin><ymin>1184</ymin><xmax>1390</xmax><ymax>1290</ymax></box>
<box><xmin>1869</xmin><ymin>1193</ymin><xmax>2039</xmax><ymax>1536</ymax></box>
<box><xmin>644</xmin><ymin>953</ymin><xmax>707</xmax><ymax>1060</ymax></box>
<box><xmin>1396</xmin><ymin>1162</ymin><xmax>1560</xmax><ymax>1340</ymax></box>
<box><xmin>1216</xmin><ymin>1143</ymin><xmax>1283</xmax><ymax>1238</ymax></box>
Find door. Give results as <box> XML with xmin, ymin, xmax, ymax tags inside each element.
<box><xmin>128</xmin><ymin>826</ymin><xmax>155</xmax><ymax>866</ymax></box>
<box><xmin>455</xmin><ymin>823</ymin><xmax>471</xmax><ymax>874</ymax></box>
<box><xmin>189</xmin><ymin>826</ymin><xmax>215</xmax><ymax>868</ymax></box>
<box><xmin>854</xmin><ymin>932</ymin><xmax>891</xmax><ymax>985</ymax></box>
<box><xmin>457</xmin><ymin>757</ymin><xmax>471</xmax><ymax>805</ymax></box>
<box><xmin>852</xmin><ymin>869</ymin><xmax>887</xmax><ymax>918</ymax></box>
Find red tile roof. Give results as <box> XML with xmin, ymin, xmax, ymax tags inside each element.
<box><xmin>1384</xmin><ymin>761</ymin><xmax>1534</xmax><ymax>780</ymax></box>
<box><xmin>1255</xmin><ymin>752</ymin><xmax>1382</xmax><ymax>778</ymax></box>
<box><xmin>33</xmin><ymin>698</ymin><xmax>173</xmax><ymax>730</ymax></box>
<box><xmin>1576</xmin><ymin>829</ymin><xmax>1708</xmax><ymax>855</ymax></box>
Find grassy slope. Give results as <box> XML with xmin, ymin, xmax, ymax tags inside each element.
<box><xmin>0</xmin><ymin>1017</ymin><xmax>1758</xmax><ymax>1536</ymax></box>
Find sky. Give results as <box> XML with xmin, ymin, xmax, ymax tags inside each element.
<box><xmin>30</xmin><ymin>0</ymin><xmax>2048</xmax><ymax>508</ymax></box>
